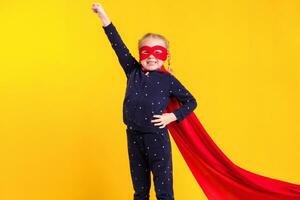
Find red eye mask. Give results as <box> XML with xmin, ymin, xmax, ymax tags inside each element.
<box><xmin>139</xmin><ymin>45</ymin><xmax>168</xmax><ymax>61</ymax></box>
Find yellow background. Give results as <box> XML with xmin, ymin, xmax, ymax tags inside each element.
<box><xmin>0</xmin><ymin>0</ymin><xmax>299</xmax><ymax>199</ymax></box>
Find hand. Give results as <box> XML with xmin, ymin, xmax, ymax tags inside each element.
<box><xmin>151</xmin><ymin>113</ymin><xmax>177</xmax><ymax>129</ymax></box>
<box><xmin>91</xmin><ymin>2</ymin><xmax>111</xmax><ymax>26</ymax></box>
<box><xmin>91</xmin><ymin>2</ymin><xmax>105</xmax><ymax>15</ymax></box>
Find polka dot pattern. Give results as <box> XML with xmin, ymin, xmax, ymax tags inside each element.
<box><xmin>103</xmin><ymin>22</ymin><xmax>197</xmax><ymax>133</ymax></box>
<box><xmin>103</xmin><ymin>22</ymin><xmax>200</xmax><ymax>200</ymax></box>
<box><xmin>126</xmin><ymin>128</ymin><xmax>174</xmax><ymax>199</ymax></box>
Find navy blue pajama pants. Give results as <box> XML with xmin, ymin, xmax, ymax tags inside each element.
<box><xmin>126</xmin><ymin>127</ymin><xmax>174</xmax><ymax>200</ymax></box>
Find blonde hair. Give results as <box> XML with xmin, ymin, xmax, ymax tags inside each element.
<box><xmin>138</xmin><ymin>33</ymin><xmax>173</xmax><ymax>73</ymax></box>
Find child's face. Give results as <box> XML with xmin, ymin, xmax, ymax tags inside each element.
<box><xmin>139</xmin><ymin>38</ymin><xmax>168</xmax><ymax>71</ymax></box>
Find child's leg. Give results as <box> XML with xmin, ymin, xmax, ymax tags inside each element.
<box><xmin>126</xmin><ymin>129</ymin><xmax>151</xmax><ymax>200</ymax></box>
<box><xmin>144</xmin><ymin>129</ymin><xmax>174</xmax><ymax>200</ymax></box>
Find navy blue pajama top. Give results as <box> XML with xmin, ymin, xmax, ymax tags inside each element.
<box><xmin>102</xmin><ymin>22</ymin><xmax>197</xmax><ymax>133</ymax></box>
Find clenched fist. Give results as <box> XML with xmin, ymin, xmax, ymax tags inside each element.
<box><xmin>91</xmin><ymin>2</ymin><xmax>105</xmax><ymax>15</ymax></box>
<box><xmin>91</xmin><ymin>2</ymin><xmax>111</xmax><ymax>27</ymax></box>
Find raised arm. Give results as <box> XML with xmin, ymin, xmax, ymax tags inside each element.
<box><xmin>169</xmin><ymin>75</ymin><xmax>197</xmax><ymax>123</ymax></box>
<box><xmin>92</xmin><ymin>2</ymin><xmax>139</xmax><ymax>77</ymax></box>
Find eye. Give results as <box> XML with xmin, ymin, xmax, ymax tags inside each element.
<box><xmin>142</xmin><ymin>50</ymin><xmax>149</xmax><ymax>54</ymax></box>
<box><xmin>154</xmin><ymin>50</ymin><xmax>163</xmax><ymax>54</ymax></box>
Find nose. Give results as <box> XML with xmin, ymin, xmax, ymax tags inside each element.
<box><xmin>148</xmin><ymin>54</ymin><xmax>155</xmax><ymax>59</ymax></box>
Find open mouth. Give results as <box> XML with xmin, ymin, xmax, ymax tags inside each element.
<box><xmin>147</xmin><ymin>60</ymin><xmax>157</xmax><ymax>65</ymax></box>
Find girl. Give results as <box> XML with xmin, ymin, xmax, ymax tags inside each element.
<box><xmin>92</xmin><ymin>2</ymin><xmax>197</xmax><ymax>200</ymax></box>
<box><xmin>91</xmin><ymin>2</ymin><xmax>300</xmax><ymax>200</ymax></box>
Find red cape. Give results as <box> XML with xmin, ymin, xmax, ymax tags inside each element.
<box><xmin>159</xmin><ymin>66</ymin><xmax>300</xmax><ymax>200</ymax></box>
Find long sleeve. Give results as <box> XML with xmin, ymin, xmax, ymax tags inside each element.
<box><xmin>169</xmin><ymin>75</ymin><xmax>197</xmax><ymax>123</ymax></box>
<box><xmin>102</xmin><ymin>22</ymin><xmax>139</xmax><ymax>78</ymax></box>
